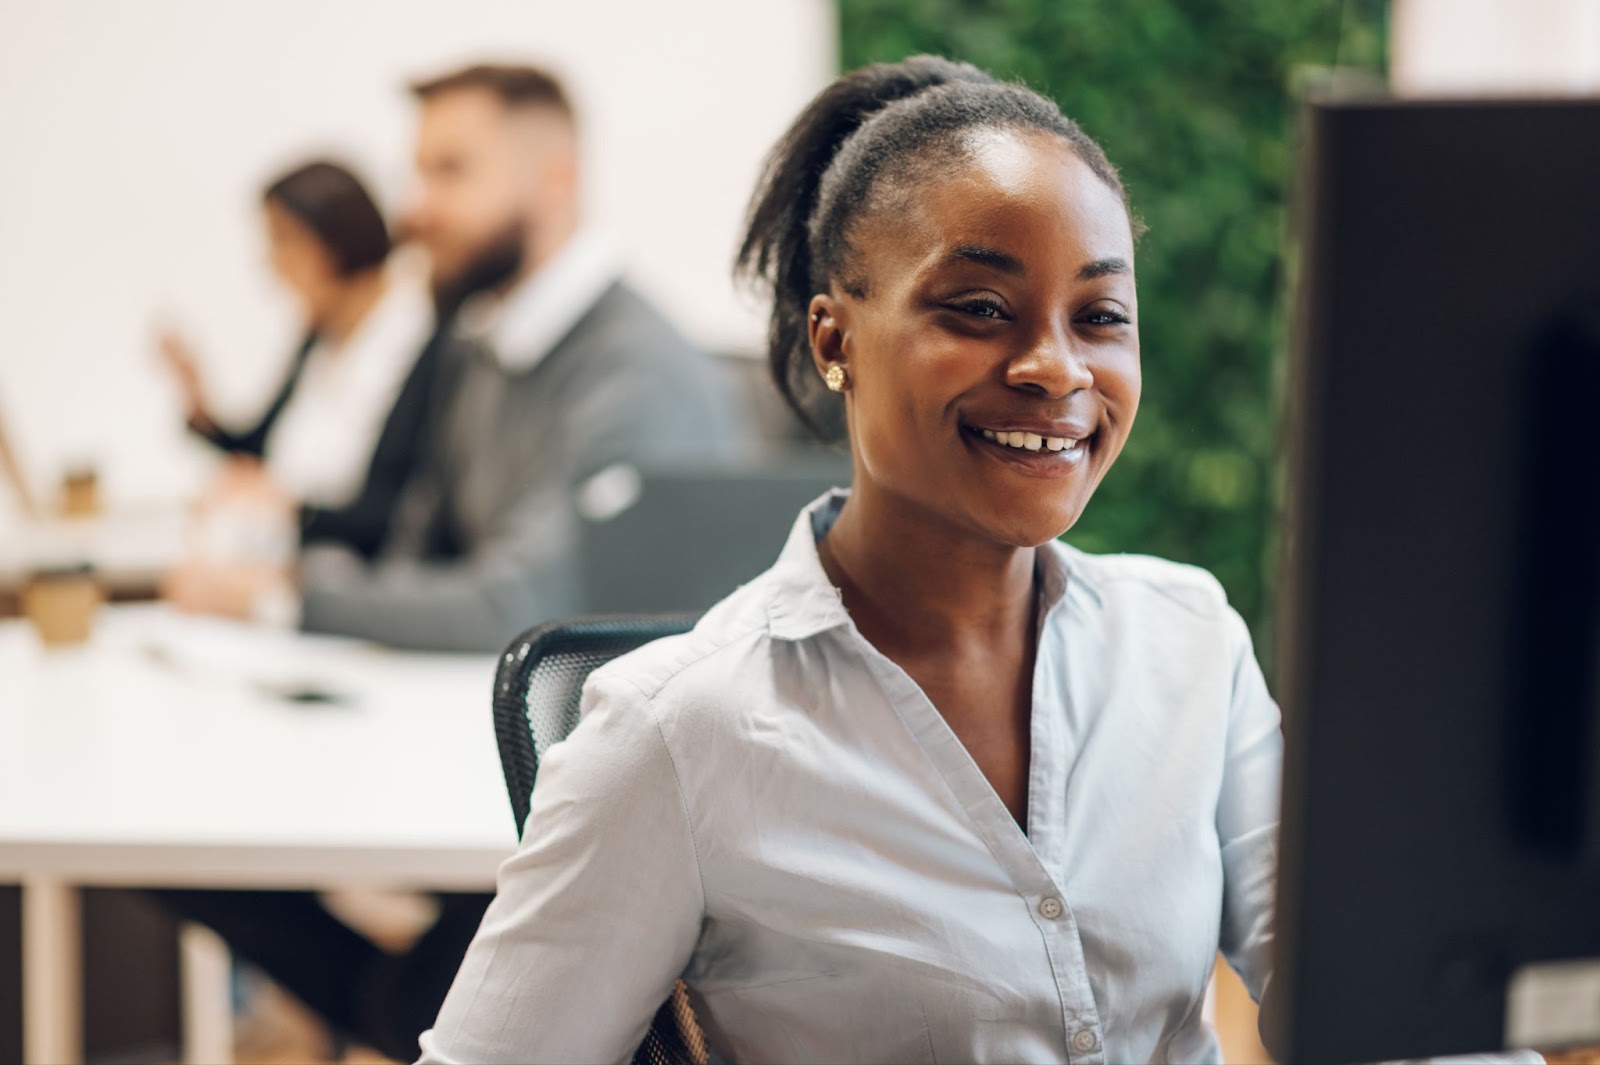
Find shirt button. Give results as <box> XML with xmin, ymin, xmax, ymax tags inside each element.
<box><xmin>1038</xmin><ymin>896</ymin><xmax>1063</xmax><ymax>920</ymax></box>
<box><xmin>1072</xmin><ymin>1027</ymin><xmax>1100</xmax><ymax>1052</ymax></box>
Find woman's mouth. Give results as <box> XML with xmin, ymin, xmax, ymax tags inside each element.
<box><xmin>976</xmin><ymin>428</ymin><xmax>1084</xmax><ymax>454</ymax></box>
<box><xmin>964</xmin><ymin>424</ymin><xmax>1094</xmax><ymax>476</ymax></box>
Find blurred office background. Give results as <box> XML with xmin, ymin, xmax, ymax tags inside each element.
<box><xmin>3</xmin><ymin>1</ymin><xmax>1597</xmax><ymax>1063</ymax></box>
<box><xmin>4</xmin><ymin>0</ymin><xmax>1599</xmax><ymax>636</ymax></box>
<box><xmin>8</xmin><ymin>0</ymin><xmax>1596</xmax><ymax>642</ymax></box>
<box><xmin>0</xmin><ymin>0</ymin><xmax>834</xmax><ymax>508</ymax></box>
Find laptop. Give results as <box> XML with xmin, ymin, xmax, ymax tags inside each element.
<box><xmin>576</xmin><ymin>456</ymin><xmax>849</xmax><ymax>615</ymax></box>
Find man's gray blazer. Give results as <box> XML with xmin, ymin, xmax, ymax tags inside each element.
<box><xmin>298</xmin><ymin>280</ymin><xmax>749</xmax><ymax>652</ymax></box>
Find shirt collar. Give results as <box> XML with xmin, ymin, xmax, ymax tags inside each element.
<box><xmin>765</xmin><ymin>489</ymin><xmax>854</xmax><ymax>641</ymax></box>
<box><xmin>456</xmin><ymin>228</ymin><xmax>620</xmax><ymax>373</ymax></box>
<box><xmin>765</xmin><ymin>488</ymin><xmax>1095</xmax><ymax>642</ymax></box>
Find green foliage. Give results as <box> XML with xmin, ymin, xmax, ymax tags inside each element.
<box><xmin>838</xmin><ymin>0</ymin><xmax>1386</xmax><ymax>654</ymax></box>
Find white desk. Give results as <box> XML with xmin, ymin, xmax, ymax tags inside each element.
<box><xmin>0</xmin><ymin>606</ymin><xmax>515</xmax><ymax>1064</ymax></box>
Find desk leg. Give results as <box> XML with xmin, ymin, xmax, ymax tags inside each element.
<box><xmin>179</xmin><ymin>922</ymin><xmax>233</xmax><ymax>1065</ymax></box>
<box><xmin>21</xmin><ymin>878</ymin><xmax>80</xmax><ymax>1065</ymax></box>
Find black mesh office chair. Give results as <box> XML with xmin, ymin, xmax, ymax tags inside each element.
<box><xmin>492</xmin><ymin>614</ymin><xmax>706</xmax><ymax>1065</ymax></box>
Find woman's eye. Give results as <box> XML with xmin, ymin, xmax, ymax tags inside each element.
<box><xmin>1078</xmin><ymin>309</ymin><xmax>1131</xmax><ymax>326</ymax></box>
<box><xmin>951</xmin><ymin>298</ymin><xmax>1009</xmax><ymax>320</ymax></box>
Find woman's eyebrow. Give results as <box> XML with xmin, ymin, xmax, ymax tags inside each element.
<box><xmin>947</xmin><ymin>244</ymin><xmax>1025</xmax><ymax>274</ymax></box>
<box><xmin>1077</xmin><ymin>256</ymin><xmax>1130</xmax><ymax>280</ymax></box>
<box><xmin>944</xmin><ymin>245</ymin><xmax>1130</xmax><ymax>282</ymax></box>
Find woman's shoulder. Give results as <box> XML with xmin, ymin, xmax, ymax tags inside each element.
<box><xmin>586</xmin><ymin>569</ymin><xmax>785</xmax><ymax>709</ymax></box>
<box><xmin>1047</xmin><ymin>542</ymin><xmax>1259</xmax><ymax>676</ymax></box>
<box><xmin>1050</xmin><ymin>540</ymin><xmax>1234</xmax><ymax>622</ymax></box>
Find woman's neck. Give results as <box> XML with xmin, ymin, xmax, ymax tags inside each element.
<box><xmin>817</xmin><ymin>482</ymin><xmax>1038</xmax><ymax>657</ymax></box>
<box><xmin>317</xmin><ymin>271</ymin><xmax>387</xmax><ymax>348</ymax></box>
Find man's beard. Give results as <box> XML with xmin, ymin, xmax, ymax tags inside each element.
<box><xmin>429</xmin><ymin>219</ymin><xmax>527</xmax><ymax>320</ymax></box>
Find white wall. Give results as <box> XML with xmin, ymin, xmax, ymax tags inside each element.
<box><xmin>1392</xmin><ymin>0</ymin><xmax>1600</xmax><ymax>95</ymax></box>
<box><xmin>0</xmin><ymin>0</ymin><xmax>834</xmax><ymax>507</ymax></box>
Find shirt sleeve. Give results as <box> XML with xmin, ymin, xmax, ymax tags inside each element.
<box><xmin>189</xmin><ymin>333</ymin><xmax>317</xmax><ymax>458</ymax></box>
<box><xmin>1215</xmin><ymin>605</ymin><xmax>1282</xmax><ymax>1006</ymax></box>
<box><xmin>186</xmin><ymin>413</ymin><xmax>264</xmax><ymax>456</ymax></box>
<box><xmin>418</xmin><ymin>672</ymin><xmax>705</xmax><ymax>1065</ymax></box>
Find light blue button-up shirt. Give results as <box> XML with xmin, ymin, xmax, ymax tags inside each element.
<box><xmin>421</xmin><ymin>490</ymin><xmax>1282</xmax><ymax>1063</ymax></box>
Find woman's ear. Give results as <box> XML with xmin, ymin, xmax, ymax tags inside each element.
<box><xmin>807</xmin><ymin>293</ymin><xmax>846</xmax><ymax>381</ymax></box>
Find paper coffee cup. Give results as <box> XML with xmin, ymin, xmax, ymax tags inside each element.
<box><xmin>22</xmin><ymin>565</ymin><xmax>101</xmax><ymax>646</ymax></box>
<box><xmin>60</xmin><ymin>468</ymin><xmax>100</xmax><ymax>518</ymax></box>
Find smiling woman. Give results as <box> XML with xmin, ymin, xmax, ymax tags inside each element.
<box><xmin>418</xmin><ymin>55</ymin><xmax>1284</xmax><ymax>1065</ymax></box>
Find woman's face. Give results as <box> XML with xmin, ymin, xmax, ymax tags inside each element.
<box><xmin>813</xmin><ymin>128</ymin><xmax>1141</xmax><ymax>549</ymax></box>
<box><xmin>264</xmin><ymin>199</ymin><xmax>343</xmax><ymax>324</ymax></box>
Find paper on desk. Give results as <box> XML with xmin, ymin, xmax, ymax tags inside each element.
<box><xmin>99</xmin><ymin>604</ymin><xmax>376</xmax><ymax>704</ymax></box>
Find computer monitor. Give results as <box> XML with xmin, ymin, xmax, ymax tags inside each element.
<box><xmin>1269</xmin><ymin>96</ymin><xmax>1600</xmax><ymax>1064</ymax></box>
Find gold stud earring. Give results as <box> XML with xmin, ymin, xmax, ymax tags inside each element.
<box><xmin>823</xmin><ymin>364</ymin><xmax>849</xmax><ymax>392</ymax></box>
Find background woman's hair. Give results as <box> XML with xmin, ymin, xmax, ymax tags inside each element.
<box><xmin>263</xmin><ymin>160</ymin><xmax>391</xmax><ymax>278</ymax></box>
<box><xmin>735</xmin><ymin>55</ymin><xmax>1135</xmax><ymax>438</ymax></box>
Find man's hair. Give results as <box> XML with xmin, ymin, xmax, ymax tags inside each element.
<box><xmin>409</xmin><ymin>63</ymin><xmax>574</xmax><ymax>121</ymax></box>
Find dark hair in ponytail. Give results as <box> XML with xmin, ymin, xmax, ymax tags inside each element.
<box><xmin>735</xmin><ymin>56</ymin><xmax>1135</xmax><ymax>437</ymax></box>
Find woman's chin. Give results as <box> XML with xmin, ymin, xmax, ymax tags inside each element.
<box><xmin>973</xmin><ymin>500</ymin><xmax>1087</xmax><ymax>550</ymax></box>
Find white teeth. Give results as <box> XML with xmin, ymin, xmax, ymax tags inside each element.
<box><xmin>977</xmin><ymin>428</ymin><xmax>1084</xmax><ymax>454</ymax></box>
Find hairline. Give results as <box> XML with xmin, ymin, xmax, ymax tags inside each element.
<box><xmin>824</xmin><ymin>124</ymin><xmax>1132</xmax><ymax>297</ymax></box>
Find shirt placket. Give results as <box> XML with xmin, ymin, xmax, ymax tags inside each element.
<box><xmin>856</xmin><ymin>631</ymin><xmax>1108</xmax><ymax>1065</ymax></box>
<box><xmin>1026</xmin><ymin>612</ymin><xmax>1107</xmax><ymax>1065</ymax></box>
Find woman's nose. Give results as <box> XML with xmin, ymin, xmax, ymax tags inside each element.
<box><xmin>1004</xmin><ymin>327</ymin><xmax>1094</xmax><ymax>398</ymax></box>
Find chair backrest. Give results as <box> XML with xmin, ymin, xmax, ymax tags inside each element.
<box><xmin>492</xmin><ymin>613</ymin><xmax>704</xmax><ymax>1065</ymax></box>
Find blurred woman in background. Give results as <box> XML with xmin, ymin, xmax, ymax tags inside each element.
<box><xmin>159</xmin><ymin>159</ymin><xmax>431</xmax><ymax>509</ymax></box>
